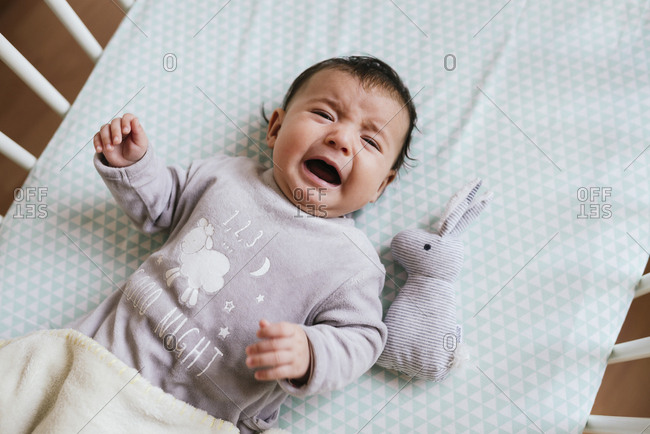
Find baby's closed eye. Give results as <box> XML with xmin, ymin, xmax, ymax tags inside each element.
<box><xmin>362</xmin><ymin>137</ymin><xmax>379</xmax><ymax>149</ymax></box>
<box><xmin>312</xmin><ymin>110</ymin><xmax>333</xmax><ymax>121</ymax></box>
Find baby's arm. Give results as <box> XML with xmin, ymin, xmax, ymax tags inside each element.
<box><xmin>248</xmin><ymin>270</ymin><xmax>387</xmax><ymax>395</ymax></box>
<box><xmin>92</xmin><ymin>114</ymin><xmax>192</xmax><ymax>234</ymax></box>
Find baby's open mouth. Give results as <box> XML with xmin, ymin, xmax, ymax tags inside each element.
<box><xmin>305</xmin><ymin>159</ymin><xmax>341</xmax><ymax>185</ymax></box>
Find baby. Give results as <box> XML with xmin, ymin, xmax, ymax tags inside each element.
<box><xmin>73</xmin><ymin>56</ymin><xmax>417</xmax><ymax>433</ymax></box>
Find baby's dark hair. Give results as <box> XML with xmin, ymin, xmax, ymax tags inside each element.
<box><xmin>263</xmin><ymin>55</ymin><xmax>417</xmax><ymax>174</ymax></box>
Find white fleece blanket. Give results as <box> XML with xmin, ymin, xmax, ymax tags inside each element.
<box><xmin>0</xmin><ymin>329</ymin><xmax>285</xmax><ymax>434</ymax></box>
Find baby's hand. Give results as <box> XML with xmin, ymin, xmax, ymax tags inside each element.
<box><xmin>246</xmin><ymin>319</ymin><xmax>311</xmax><ymax>384</ymax></box>
<box><xmin>93</xmin><ymin>113</ymin><xmax>148</xmax><ymax>168</ymax></box>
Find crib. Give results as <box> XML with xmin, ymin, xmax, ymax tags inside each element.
<box><xmin>1</xmin><ymin>0</ymin><xmax>649</xmax><ymax>432</ymax></box>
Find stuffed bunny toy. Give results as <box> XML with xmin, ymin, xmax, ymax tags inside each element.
<box><xmin>377</xmin><ymin>179</ymin><xmax>493</xmax><ymax>381</ymax></box>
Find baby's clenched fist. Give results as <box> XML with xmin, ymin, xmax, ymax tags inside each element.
<box><xmin>93</xmin><ymin>113</ymin><xmax>148</xmax><ymax>168</ymax></box>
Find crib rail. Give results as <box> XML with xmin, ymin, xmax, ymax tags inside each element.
<box><xmin>585</xmin><ymin>274</ymin><xmax>650</xmax><ymax>433</ymax></box>
<box><xmin>607</xmin><ymin>336</ymin><xmax>650</xmax><ymax>365</ymax></box>
<box><xmin>0</xmin><ymin>130</ymin><xmax>37</xmax><ymax>171</ymax></box>
<box><xmin>0</xmin><ymin>33</ymin><xmax>70</xmax><ymax>116</ymax></box>
<box><xmin>634</xmin><ymin>273</ymin><xmax>650</xmax><ymax>299</ymax></box>
<box><xmin>44</xmin><ymin>0</ymin><xmax>103</xmax><ymax>62</ymax></box>
<box><xmin>584</xmin><ymin>416</ymin><xmax>650</xmax><ymax>434</ymax></box>
<box><xmin>0</xmin><ymin>0</ymin><xmax>134</xmax><ymax>222</ymax></box>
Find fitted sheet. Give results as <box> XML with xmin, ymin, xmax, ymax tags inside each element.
<box><xmin>1</xmin><ymin>0</ymin><xmax>649</xmax><ymax>432</ymax></box>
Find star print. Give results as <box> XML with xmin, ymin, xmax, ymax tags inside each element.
<box><xmin>219</xmin><ymin>327</ymin><xmax>230</xmax><ymax>339</ymax></box>
<box><xmin>156</xmin><ymin>256</ymin><xmax>163</xmax><ymax>265</ymax></box>
<box><xmin>224</xmin><ymin>301</ymin><xmax>235</xmax><ymax>313</ymax></box>
<box><xmin>256</xmin><ymin>294</ymin><xmax>264</xmax><ymax>303</ymax></box>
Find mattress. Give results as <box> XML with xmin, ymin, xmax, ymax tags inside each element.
<box><xmin>1</xmin><ymin>0</ymin><xmax>649</xmax><ymax>432</ymax></box>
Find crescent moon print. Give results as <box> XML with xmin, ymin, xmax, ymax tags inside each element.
<box><xmin>249</xmin><ymin>257</ymin><xmax>270</xmax><ymax>277</ymax></box>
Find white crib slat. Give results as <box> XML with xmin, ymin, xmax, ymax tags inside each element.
<box><xmin>635</xmin><ymin>273</ymin><xmax>650</xmax><ymax>299</ymax></box>
<box><xmin>0</xmin><ymin>33</ymin><xmax>70</xmax><ymax>116</ymax></box>
<box><xmin>0</xmin><ymin>131</ymin><xmax>37</xmax><ymax>171</ymax></box>
<box><xmin>43</xmin><ymin>0</ymin><xmax>103</xmax><ymax>62</ymax></box>
<box><xmin>584</xmin><ymin>415</ymin><xmax>650</xmax><ymax>433</ymax></box>
<box><xmin>116</xmin><ymin>0</ymin><xmax>135</xmax><ymax>10</ymax></box>
<box><xmin>608</xmin><ymin>336</ymin><xmax>650</xmax><ymax>364</ymax></box>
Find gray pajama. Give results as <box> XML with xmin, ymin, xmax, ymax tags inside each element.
<box><xmin>70</xmin><ymin>148</ymin><xmax>387</xmax><ymax>433</ymax></box>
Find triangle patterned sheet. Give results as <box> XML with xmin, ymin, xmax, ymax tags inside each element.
<box><xmin>0</xmin><ymin>0</ymin><xmax>648</xmax><ymax>432</ymax></box>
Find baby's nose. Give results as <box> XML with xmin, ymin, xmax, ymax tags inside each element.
<box><xmin>326</xmin><ymin>129</ymin><xmax>354</xmax><ymax>155</ymax></box>
<box><xmin>328</xmin><ymin>138</ymin><xmax>349</xmax><ymax>155</ymax></box>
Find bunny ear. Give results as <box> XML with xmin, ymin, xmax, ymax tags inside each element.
<box><xmin>437</xmin><ymin>179</ymin><xmax>493</xmax><ymax>236</ymax></box>
<box><xmin>436</xmin><ymin>179</ymin><xmax>481</xmax><ymax>234</ymax></box>
<box><xmin>447</xmin><ymin>191</ymin><xmax>493</xmax><ymax>236</ymax></box>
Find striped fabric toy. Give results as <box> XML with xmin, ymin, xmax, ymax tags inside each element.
<box><xmin>377</xmin><ymin>179</ymin><xmax>493</xmax><ymax>381</ymax></box>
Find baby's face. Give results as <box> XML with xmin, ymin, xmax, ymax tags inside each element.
<box><xmin>266</xmin><ymin>68</ymin><xmax>408</xmax><ymax>218</ymax></box>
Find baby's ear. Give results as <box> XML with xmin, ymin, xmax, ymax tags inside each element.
<box><xmin>369</xmin><ymin>169</ymin><xmax>396</xmax><ymax>203</ymax></box>
<box><xmin>266</xmin><ymin>108</ymin><xmax>285</xmax><ymax>149</ymax></box>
